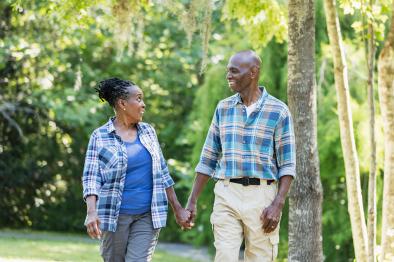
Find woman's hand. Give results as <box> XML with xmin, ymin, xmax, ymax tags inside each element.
<box><xmin>165</xmin><ymin>186</ymin><xmax>193</xmax><ymax>229</ymax></box>
<box><xmin>84</xmin><ymin>195</ymin><xmax>101</xmax><ymax>239</ymax></box>
<box><xmin>85</xmin><ymin>210</ymin><xmax>102</xmax><ymax>239</ymax></box>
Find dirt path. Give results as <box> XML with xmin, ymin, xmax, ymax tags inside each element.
<box><xmin>156</xmin><ymin>242</ymin><xmax>211</xmax><ymax>262</ymax></box>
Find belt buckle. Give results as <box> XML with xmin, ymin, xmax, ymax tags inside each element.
<box><xmin>242</xmin><ymin>177</ymin><xmax>249</xmax><ymax>186</ymax></box>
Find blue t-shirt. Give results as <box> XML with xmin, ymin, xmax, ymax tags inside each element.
<box><xmin>119</xmin><ymin>135</ymin><xmax>153</xmax><ymax>215</ymax></box>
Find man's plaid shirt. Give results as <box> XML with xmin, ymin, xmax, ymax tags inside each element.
<box><xmin>196</xmin><ymin>88</ymin><xmax>296</xmax><ymax>180</ymax></box>
<box><xmin>82</xmin><ymin>118</ymin><xmax>174</xmax><ymax>232</ymax></box>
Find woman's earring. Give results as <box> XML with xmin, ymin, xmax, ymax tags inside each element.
<box><xmin>123</xmin><ymin>108</ymin><xmax>126</xmax><ymax>111</ymax></box>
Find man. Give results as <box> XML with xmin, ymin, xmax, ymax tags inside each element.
<box><xmin>186</xmin><ymin>50</ymin><xmax>296</xmax><ymax>262</ymax></box>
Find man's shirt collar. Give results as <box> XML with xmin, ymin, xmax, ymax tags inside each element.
<box><xmin>233</xmin><ymin>86</ymin><xmax>268</xmax><ymax>109</ymax></box>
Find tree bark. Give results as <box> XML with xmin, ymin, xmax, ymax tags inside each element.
<box><xmin>366</xmin><ymin>15</ymin><xmax>377</xmax><ymax>262</ymax></box>
<box><xmin>378</xmin><ymin>1</ymin><xmax>394</xmax><ymax>260</ymax></box>
<box><xmin>287</xmin><ymin>0</ymin><xmax>323</xmax><ymax>261</ymax></box>
<box><xmin>323</xmin><ymin>0</ymin><xmax>368</xmax><ymax>261</ymax></box>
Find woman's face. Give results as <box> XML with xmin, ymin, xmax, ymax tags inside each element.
<box><xmin>121</xmin><ymin>85</ymin><xmax>145</xmax><ymax>123</ymax></box>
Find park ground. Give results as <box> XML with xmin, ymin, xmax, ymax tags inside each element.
<box><xmin>0</xmin><ymin>229</ymin><xmax>211</xmax><ymax>262</ymax></box>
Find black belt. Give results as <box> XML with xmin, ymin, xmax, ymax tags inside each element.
<box><xmin>229</xmin><ymin>177</ymin><xmax>275</xmax><ymax>186</ymax></box>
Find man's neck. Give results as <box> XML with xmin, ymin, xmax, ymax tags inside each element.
<box><xmin>239</xmin><ymin>86</ymin><xmax>261</xmax><ymax>106</ymax></box>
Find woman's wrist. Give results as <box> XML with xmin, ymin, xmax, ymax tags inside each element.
<box><xmin>171</xmin><ymin>201</ymin><xmax>182</xmax><ymax>213</ymax></box>
<box><xmin>87</xmin><ymin>209</ymin><xmax>97</xmax><ymax>215</ymax></box>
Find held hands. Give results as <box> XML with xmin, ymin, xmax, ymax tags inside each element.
<box><xmin>174</xmin><ymin>201</ymin><xmax>197</xmax><ymax>231</ymax></box>
<box><xmin>174</xmin><ymin>207</ymin><xmax>192</xmax><ymax>229</ymax></box>
<box><xmin>85</xmin><ymin>211</ymin><xmax>102</xmax><ymax>239</ymax></box>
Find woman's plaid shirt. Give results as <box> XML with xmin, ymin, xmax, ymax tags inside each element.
<box><xmin>82</xmin><ymin>118</ymin><xmax>174</xmax><ymax>232</ymax></box>
<box><xmin>196</xmin><ymin>88</ymin><xmax>296</xmax><ymax>180</ymax></box>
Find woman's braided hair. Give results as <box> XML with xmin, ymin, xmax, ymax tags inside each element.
<box><xmin>95</xmin><ymin>77</ymin><xmax>136</xmax><ymax>107</ymax></box>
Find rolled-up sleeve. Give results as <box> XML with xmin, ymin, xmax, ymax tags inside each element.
<box><xmin>195</xmin><ymin>107</ymin><xmax>222</xmax><ymax>176</ymax></box>
<box><xmin>159</xmin><ymin>147</ymin><xmax>175</xmax><ymax>188</ymax></box>
<box><xmin>82</xmin><ymin>131</ymin><xmax>102</xmax><ymax>201</ymax></box>
<box><xmin>152</xmin><ymin>127</ymin><xmax>175</xmax><ymax>188</ymax></box>
<box><xmin>274</xmin><ymin>109</ymin><xmax>296</xmax><ymax>178</ymax></box>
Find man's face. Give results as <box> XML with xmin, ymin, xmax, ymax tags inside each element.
<box><xmin>226</xmin><ymin>55</ymin><xmax>253</xmax><ymax>93</ymax></box>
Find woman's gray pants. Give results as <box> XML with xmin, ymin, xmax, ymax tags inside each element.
<box><xmin>100</xmin><ymin>212</ymin><xmax>160</xmax><ymax>262</ymax></box>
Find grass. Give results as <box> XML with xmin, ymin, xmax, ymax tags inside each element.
<box><xmin>0</xmin><ymin>229</ymin><xmax>198</xmax><ymax>262</ymax></box>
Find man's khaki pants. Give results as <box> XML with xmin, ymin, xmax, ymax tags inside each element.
<box><xmin>210</xmin><ymin>179</ymin><xmax>280</xmax><ymax>262</ymax></box>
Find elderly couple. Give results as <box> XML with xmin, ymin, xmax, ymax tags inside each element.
<box><xmin>82</xmin><ymin>50</ymin><xmax>296</xmax><ymax>262</ymax></box>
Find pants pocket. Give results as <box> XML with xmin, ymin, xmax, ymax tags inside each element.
<box><xmin>100</xmin><ymin>231</ymin><xmax>112</xmax><ymax>260</ymax></box>
<box><xmin>269</xmin><ymin>235</ymin><xmax>280</xmax><ymax>260</ymax></box>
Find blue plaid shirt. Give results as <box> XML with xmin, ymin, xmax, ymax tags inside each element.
<box><xmin>196</xmin><ymin>88</ymin><xmax>296</xmax><ymax>180</ymax></box>
<box><xmin>82</xmin><ymin>118</ymin><xmax>174</xmax><ymax>231</ymax></box>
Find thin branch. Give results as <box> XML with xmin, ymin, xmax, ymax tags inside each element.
<box><xmin>0</xmin><ymin>110</ymin><xmax>24</xmax><ymax>138</ymax></box>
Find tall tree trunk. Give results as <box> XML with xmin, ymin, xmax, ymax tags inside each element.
<box><xmin>366</xmin><ymin>15</ymin><xmax>377</xmax><ymax>262</ymax></box>
<box><xmin>378</xmin><ymin>1</ymin><xmax>394</xmax><ymax>260</ymax></box>
<box><xmin>287</xmin><ymin>0</ymin><xmax>323</xmax><ymax>261</ymax></box>
<box><xmin>323</xmin><ymin>0</ymin><xmax>368</xmax><ymax>261</ymax></box>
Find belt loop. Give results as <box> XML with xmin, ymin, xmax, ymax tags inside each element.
<box><xmin>267</xmin><ymin>179</ymin><xmax>276</xmax><ymax>185</ymax></box>
<box><xmin>223</xmin><ymin>179</ymin><xmax>230</xmax><ymax>186</ymax></box>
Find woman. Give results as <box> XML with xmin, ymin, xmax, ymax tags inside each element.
<box><xmin>82</xmin><ymin>77</ymin><xmax>190</xmax><ymax>262</ymax></box>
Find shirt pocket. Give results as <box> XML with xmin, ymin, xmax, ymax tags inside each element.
<box><xmin>98</xmin><ymin>146</ymin><xmax>119</xmax><ymax>179</ymax></box>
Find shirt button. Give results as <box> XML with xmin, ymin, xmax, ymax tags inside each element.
<box><xmin>243</xmin><ymin>140</ymin><xmax>246</xmax><ymax>144</ymax></box>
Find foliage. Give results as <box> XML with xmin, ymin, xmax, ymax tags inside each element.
<box><xmin>222</xmin><ymin>0</ymin><xmax>288</xmax><ymax>48</ymax></box>
<box><xmin>0</xmin><ymin>0</ymin><xmax>201</xmax><ymax>233</ymax></box>
<box><xmin>0</xmin><ymin>0</ymin><xmax>391</xmax><ymax>261</ymax></box>
<box><xmin>339</xmin><ymin>0</ymin><xmax>392</xmax><ymax>42</ymax></box>
<box><xmin>316</xmin><ymin>41</ymin><xmax>385</xmax><ymax>260</ymax></box>
<box><xmin>162</xmin><ymin>0</ymin><xmax>216</xmax><ymax>72</ymax></box>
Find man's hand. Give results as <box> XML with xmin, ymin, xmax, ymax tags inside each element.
<box><xmin>85</xmin><ymin>211</ymin><xmax>102</xmax><ymax>239</ymax></box>
<box><xmin>260</xmin><ymin>195</ymin><xmax>284</xmax><ymax>233</ymax></box>
<box><xmin>261</xmin><ymin>176</ymin><xmax>293</xmax><ymax>233</ymax></box>
<box><xmin>185</xmin><ymin>200</ymin><xmax>197</xmax><ymax>229</ymax></box>
<box><xmin>260</xmin><ymin>202</ymin><xmax>282</xmax><ymax>233</ymax></box>
<box><xmin>184</xmin><ymin>173</ymin><xmax>210</xmax><ymax>229</ymax></box>
<box><xmin>174</xmin><ymin>207</ymin><xmax>192</xmax><ymax>229</ymax></box>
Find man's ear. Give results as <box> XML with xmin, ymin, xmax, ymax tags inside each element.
<box><xmin>250</xmin><ymin>66</ymin><xmax>259</xmax><ymax>79</ymax></box>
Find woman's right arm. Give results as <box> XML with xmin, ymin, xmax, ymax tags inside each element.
<box><xmin>85</xmin><ymin>195</ymin><xmax>102</xmax><ymax>239</ymax></box>
<box><xmin>82</xmin><ymin>132</ymin><xmax>102</xmax><ymax>239</ymax></box>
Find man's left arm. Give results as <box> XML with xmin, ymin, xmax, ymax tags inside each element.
<box><xmin>261</xmin><ymin>109</ymin><xmax>296</xmax><ymax>233</ymax></box>
<box><xmin>261</xmin><ymin>175</ymin><xmax>293</xmax><ymax>233</ymax></box>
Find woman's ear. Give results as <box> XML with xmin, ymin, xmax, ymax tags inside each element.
<box><xmin>117</xmin><ymin>99</ymin><xmax>126</xmax><ymax>111</ymax></box>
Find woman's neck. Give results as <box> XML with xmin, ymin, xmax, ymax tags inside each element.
<box><xmin>114</xmin><ymin>114</ymin><xmax>136</xmax><ymax>131</ymax></box>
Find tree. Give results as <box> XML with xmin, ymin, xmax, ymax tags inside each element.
<box><xmin>287</xmin><ymin>0</ymin><xmax>323</xmax><ymax>261</ymax></box>
<box><xmin>323</xmin><ymin>0</ymin><xmax>368</xmax><ymax>260</ymax></box>
<box><xmin>366</xmin><ymin>3</ymin><xmax>377</xmax><ymax>261</ymax></box>
<box><xmin>378</xmin><ymin>1</ymin><xmax>394</xmax><ymax>260</ymax></box>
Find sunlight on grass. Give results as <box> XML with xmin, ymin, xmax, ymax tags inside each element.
<box><xmin>0</xmin><ymin>230</ymin><xmax>197</xmax><ymax>262</ymax></box>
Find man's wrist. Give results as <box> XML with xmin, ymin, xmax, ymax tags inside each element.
<box><xmin>188</xmin><ymin>197</ymin><xmax>197</xmax><ymax>206</ymax></box>
<box><xmin>273</xmin><ymin>195</ymin><xmax>286</xmax><ymax>208</ymax></box>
